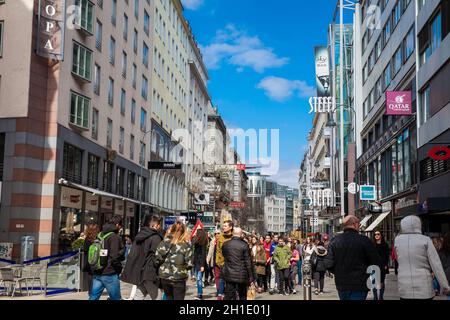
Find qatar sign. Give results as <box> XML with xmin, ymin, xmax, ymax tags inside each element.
<box><xmin>386</xmin><ymin>91</ymin><xmax>412</xmax><ymax>115</ymax></box>
<box><xmin>37</xmin><ymin>0</ymin><xmax>66</xmax><ymax>60</ymax></box>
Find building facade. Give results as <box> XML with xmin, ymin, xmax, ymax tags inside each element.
<box><xmin>264</xmin><ymin>195</ymin><xmax>286</xmax><ymax>234</ymax></box>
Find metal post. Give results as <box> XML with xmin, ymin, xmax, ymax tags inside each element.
<box><xmin>139</xmin><ymin>130</ymin><xmax>152</xmax><ymax>230</ymax></box>
<box><xmin>302</xmin><ymin>260</ymin><xmax>312</xmax><ymax>300</ymax></box>
<box><xmin>339</xmin><ymin>0</ymin><xmax>345</xmax><ymax>220</ymax></box>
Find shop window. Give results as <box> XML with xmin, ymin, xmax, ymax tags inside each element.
<box><xmin>87</xmin><ymin>153</ymin><xmax>99</xmax><ymax>188</ymax></box>
<box><xmin>63</xmin><ymin>143</ymin><xmax>83</xmax><ymax>184</ymax></box>
<box><xmin>127</xmin><ymin>171</ymin><xmax>136</xmax><ymax>198</ymax></box>
<box><xmin>103</xmin><ymin>161</ymin><xmax>114</xmax><ymax>192</ymax></box>
<box><xmin>116</xmin><ymin>166</ymin><xmax>125</xmax><ymax>195</ymax></box>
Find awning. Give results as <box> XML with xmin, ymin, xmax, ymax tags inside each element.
<box><xmin>365</xmin><ymin>211</ymin><xmax>391</xmax><ymax>232</ymax></box>
<box><xmin>359</xmin><ymin>214</ymin><xmax>373</xmax><ymax>227</ymax></box>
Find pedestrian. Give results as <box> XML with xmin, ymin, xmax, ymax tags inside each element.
<box><xmin>204</xmin><ymin>233</ymin><xmax>214</xmax><ymax>286</ymax></box>
<box><xmin>289</xmin><ymin>241</ymin><xmax>300</xmax><ymax>293</ymax></box>
<box><xmin>215</xmin><ymin>220</ymin><xmax>234</xmax><ymax>300</ymax></box>
<box><xmin>82</xmin><ymin>223</ymin><xmax>99</xmax><ymax>294</ymax></box>
<box><xmin>89</xmin><ymin>215</ymin><xmax>125</xmax><ymax>301</ymax></box>
<box><xmin>263</xmin><ymin>235</ymin><xmax>272</xmax><ymax>291</ymax></box>
<box><xmin>302</xmin><ymin>237</ymin><xmax>315</xmax><ymax>262</ymax></box>
<box><xmin>155</xmin><ymin>221</ymin><xmax>194</xmax><ymax>300</ymax></box>
<box><xmin>294</xmin><ymin>239</ymin><xmax>303</xmax><ymax>285</ymax></box>
<box><xmin>121</xmin><ymin>215</ymin><xmax>163</xmax><ymax>300</ymax></box>
<box><xmin>222</xmin><ymin>227</ymin><xmax>255</xmax><ymax>300</ymax></box>
<box><xmin>192</xmin><ymin>228</ymin><xmax>208</xmax><ymax>300</ymax></box>
<box><xmin>251</xmin><ymin>236</ymin><xmax>267</xmax><ymax>293</ymax></box>
<box><xmin>438</xmin><ymin>232</ymin><xmax>450</xmax><ymax>300</ymax></box>
<box><xmin>394</xmin><ymin>216</ymin><xmax>449</xmax><ymax>300</ymax></box>
<box><xmin>270</xmin><ymin>234</ymin><xmax>279</xmax><ymax>293</ymax></box>
<box><xmin>372</xmin><ymin>230</ymin><xmax>390</xmax><ymax>300</ymax></box>
<box><xmin>432</xmin><ymin>237</ymin><xmax>443</xmax><ymax>295</ymax></box>
<box><xmin>207</xmin><ymin>230</ymin><xmax>220</xmax><ymax>296</ymax></box>
<box><xmin>273</xmin><ymin>237</ymin><xmax>292</xmax><ymax>295</ymax></box>
<box><xmin>391</xmin><ymin>244</ymin><xmax>399</xmax><ymax>275</ymax></box>
<box><xmin>323</xmin><ymin>215</ymin><xmax>381</xmax><ymax>301</ymax></box>
<box><xmin>311</xmin><ymin>241</ymin><xmax>327</xmax><ymax>295</ymax></box>
<box><xmin>123</xmin><ymin>235</ymin><xmax>133</xmax><ymax>261</ymax></box>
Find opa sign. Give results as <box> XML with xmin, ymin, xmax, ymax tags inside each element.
<box><xmin>37</xmin><ymin>0</ymin><xmax>66</xmax><ymax>60</ymax></box>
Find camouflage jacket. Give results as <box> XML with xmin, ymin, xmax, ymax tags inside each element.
<box><xmin>155</xmin><ymin>238</ymin><xmax>194</xmax><ymax>281</ymax></box>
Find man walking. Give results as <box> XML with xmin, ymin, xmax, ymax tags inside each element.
<box><xmin>89</xmin><ymin>215</ymin><xmax>125</xmax><ymax>300</ymax></box>
<box><xmin>269</xmin><ymin>235</ymin><xmax>279</xmax><ymax>293</ymax></box>
<box><xmin>121</xmin><ymin>215</ymin><xmax>163</xmax><ymax>300</ymax></box>
<box><xmin>222</xmin><ymin>227</ymin><xmax>255</xmax><ymax>300</ymax></box>
<box><xmin>323</xmin><ymin>215</ymin><xmax>381</xmax><ymax>300</ymax></box>
<box><xmin>215</xmin><ymin>220</ymin><xmax>234</xmax><ymax>300</ymax></box>
<box><xmin>273</xmin><ymin>237</ymin><xmax>292</xmax><ymax>295</ymax></box>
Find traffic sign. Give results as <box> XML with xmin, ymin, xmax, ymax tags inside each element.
<box><xmin>360</xmin><ymin>185</ymin><xmax>376</xmax><ymax>201</ymax></box>
<box><xmin>348</xmin><ymin>182</ymin><xmax>360</xmax><ymax>195</ymax></box>
<box><xmin>163</xmin><ymin>216</ymin><xmax>177</xmax><ymax>230</ymax></box>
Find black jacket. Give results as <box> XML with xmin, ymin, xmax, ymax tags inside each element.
<box><xmin>222</xmin><ymin>237</ymin><xmax>254</xmax><ymax>284</ymax></box>
<box><xmin>121</xmin><ymin>227</ymin><xmax>163</xmax><ymax>285</ymax></box>
<box><xmin>323</xmin><ymin>229</ymin><xmax>381</xmax><ymax>292</ymax></box>
<box><xmin>193</xmin><ymin>242</ymin><xmax>207</xmax><ymax>271</ymax></box>
<box><xmin>94</xmin><ymin>223</ymin><xmax>125</xmax><ymax>276</ymax></box>
<box><xmin>82</xmin><ymin>239</ymin><xmax>93</xmax><ymax>274</ymax></box>
<box><xmin>375</xmin><ymin>242</ymin><xmax>390</xmax><ymax>276</ymax></box>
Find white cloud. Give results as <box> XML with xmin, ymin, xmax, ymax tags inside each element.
<box><xmin>181</xmin><ymin>0</ymin><xmax>204</xmax><ymax>10</ymax></box>
<box><xmin>256</xmin><ymin>76</ymin><xmax>315</xmax><ymax>102</ymax></box>
<box><xmin>268</xmin><ymin>167</ymin><xmax>300</xmax><ymax>189</ymax></box>
<box><xmin>201</xmin><ymin>24</ymin><xmax>289</xmax><ymax>73</ymax></box>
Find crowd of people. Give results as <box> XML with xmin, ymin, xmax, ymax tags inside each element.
<box><xmin>77</xmin><ymin>213</ymin><xmax>450</xmax><ymax>301</ymax></box>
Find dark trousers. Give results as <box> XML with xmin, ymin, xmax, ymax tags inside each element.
<box><xmin>277</xmin><ymin>268</ymin><xmax>290</xmax><ymax>294</ymax></box>
<box><xmin>160</xmin><ymin>279</ymin><xmax>187</xmax><ymax>300</ymax></box>
<box><xmin>394</xmin><ymin>260</ymin><xmax>398</xmax><ymax>275</ymax></box>
<box><xmin>313</xmin><ymin>271</ymin><xmax>325</xmax><ymax>292</ymax></box>
<box><xmin>265</xmin><ymin>264</ymin><xmax>271</xmax><ymax>289</ymax></box>
<box><xmin>338</xmin><ymin>290</ymin><xmax>368</xmax><ymax>300</ymax></box>
<box><xmin>373</xmin><ymin>272</ymin><xmax>386</xmax><ymax>300</ymax></box>
<box><xmin>257</xmin><ymin>274</ymin><xmax>265</xmax><ymax>290</ymax></box>
<box><xmin>224</xmin><ymin>281</ymin><xmax>248</xmax><ymax>300</ymax></box>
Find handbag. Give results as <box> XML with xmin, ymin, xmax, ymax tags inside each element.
<box><xmin>247</xmin><ymin>283</ymin><xmax>256</xmax><ymax>300</ymax></box>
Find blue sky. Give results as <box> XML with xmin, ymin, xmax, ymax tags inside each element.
<box><xmin>182</xmin><ymin>0</ymin><xmax>336</xmax><ymax>188</ymax></box>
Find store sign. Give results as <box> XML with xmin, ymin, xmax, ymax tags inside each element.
<box><xmin>386</xmin><ymin>91</ymin><xmax>412</xmax><ymax>115</ymax></box>
<box><xmin>428</xmin><ymin>146</ymin><xmax>450</xmax><ymax>161</ymax></box>
<box><xmin>37</xmin><ymin>0</ymin><xmax>66</xmax><ymax>60</ymax></box>
<box><xmin>148</xmin><ymin>161</ymin><xmax>182</xmax><ymax>170</ymax></box>
<box><xmin>348</xmin><ymin>182</ymin><xmax>360</xmax><ymax>195</ymax></box>
<box><xmin>101</xmin><ymin>197</ymin><xmax>113</xmax><ymax>210</ymax></box>
<box><xmin>230</xmin><ymin>202</ymin><xmax>246</xmax><ymax>208</ymax></box>
<box><xmin>308</xmin><ymin>189</ymin><xmax>335</xmax><ymax>207</ymax></box>
<box><xmin>85</xmin><ymin>194</ymin><xmax>99</xmax><ymax>212</ymax></box>
<box><xmin>360</xmin><ymin>185</ymin><xmax>377</xmax><ymax>201</ymax></box>
<box><xmin>60</xmin><ymin>187</ymin><xmax>82</xmax><ymax>209</ymax></box>
<box><xmin>115</xmin><ymin>200</ymin><xmax>124</xmax><ymax>215</ymax></box>
<box><xmin>126</xmin><ymin>202</ymin><xmax>135</xmax><ymax>217</ymax></box>
<box><xmin>314</xmin><ymin>46</ymin><xmax>331</xmax><ymax>97</ymax></box>
<box><xmin>164</xmin><ymin>216</ymin><xmax>178</xmax><ymax>230</ymax></box>
<box><xmin>236</xmin><ymin>164</ymin><xmax>246</xmax><ymax>171</ymax></box>
<box><xmin>308</xmin><ymin>97</ymin><xmax>336</xmax><ymax>114</ymax></box>
<box><xmin>310</xmin><ymin>182</ymin><xmax>330</xmax><ymax>189</ymax></box>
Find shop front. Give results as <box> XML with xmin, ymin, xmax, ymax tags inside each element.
<box><xmin>59</xmin><ymin>187</ymin><xmax>83</xmax><ymax>253</ymax></box>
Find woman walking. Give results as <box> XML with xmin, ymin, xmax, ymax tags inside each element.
<box><xmin>302</xmin><ymin>237</ymin><xmax>315</xmax><ymax>262</ymax></box>
<box><xmin>192</xmin><ymin>228</ymin><xmax>208</xmax><ymax>300</ymax></box>
<box><xmin>251</xmin><ymin>236</ymin><xmax>267</xmax><ymax>293</ymax></box>
<box><xmin>311</xmin><ymin>241</ymin><xmax>327</xmax><ymax>295</ymax></box>
<box><xmin>82</xmin><ymin>223</ymin><xmax>99</xmax><ymax>294</ymax></box>
<box><xmin>394</xmin><ymin>216</ymin><xmax>449</xmax><ymax>300</ymax></box>
<box><xmin>289</xmin><ymin>242</ymin><xmax>300</xmax><ymax>294</ymax></box>
<box><xmin>439</xmin><ymin>233</ymin><xmax>450</xmax><ymax>300</ymax></box>
<box><xmin>155</xmin><ymin>221</ymin><xmax>194</xmax><ymax>300</ymax></box>
<box><xmin>373</xmin><ymin>230</ymin><xmax>390</xmax><ymax>300</ymax></box>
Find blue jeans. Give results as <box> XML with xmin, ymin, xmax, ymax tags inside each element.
<box><xmin>218</xmin><ymin>277</ymin><xmax>225</xmax><ymax>295</ymax></box>
<box><xmin>89</xmin><ymin>274</ymin><xmax>121</xmax><ymax>300</ymax></box>
<box><xmin>196</xmin><ymin>269</ymin><xmax>204</xmax><ymax>296</ymax></box>
<box><xmin>338</xmin><ymin>290</ymin><xmax>368</xmax><ymax>301</ymax></box>
<box><xmin>433</xmin><ymin>278</ymin><xmax>440</xmax><ymax>292</ymax></box>
<box><xmin>297</xmin><ymin>261</ymin><xmax>302</xmax><ymax>285</ymax></box>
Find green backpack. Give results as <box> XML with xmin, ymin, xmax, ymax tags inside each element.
<box><xmin>88</xmin><ymin>232</ymin><xmax>114</xmax><ymax>271</ymax></box>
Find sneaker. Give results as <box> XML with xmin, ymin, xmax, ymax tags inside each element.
<box><xmin>195</xmin><ymin>295</ymin><xmax>203</xmax><ymax>300</ymax></box>
<box><xmin>292</xmin><ymin>290</ymin><xmax>297</xmax><ymax>295</ymax></box>
<box><xmin>320</xmin><ymin>292</ymin><xmax>324</xmax><ymax>295</ymax></box>
<box><xmin>284</xmin><ymin>292</ymin><xmax>290</xmax><ymax>296</ymax></box>
<box><xmin>314</xmin><ymin>289</ymin><xmax>319</xmax><ymax>295</ymax></box>
<box><xmin>217</xmin><ymin>295</ymin><xmax>224</xmax><ymax>301</ymax></box>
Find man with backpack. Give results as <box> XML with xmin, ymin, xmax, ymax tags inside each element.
<box><xmin>121</xmin><ymin>215</ymin><xmax>163</xmax><ymax>300</ymax></box>
<box><xmin>88</xmin><ymin>215</ymin><xmax>125</xmax><ymax>300</ymax></box>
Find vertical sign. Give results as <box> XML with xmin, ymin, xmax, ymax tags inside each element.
<box><xmin>386</xmin><ymin>91</ymin><xmax>412</xmax><ymax>115</ymax></box>
<box><xmin>314</xmin><ymin>46</ymin><xmax>331</xmax><ymax>97</ymax></box>
<box><xmin>37</xmin><ymin>0</ymin><xmax>66</xmax><ymax>60</ymax></box>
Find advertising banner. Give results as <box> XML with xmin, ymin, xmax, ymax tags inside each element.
<box><xmin>386</xmin><ymin>91</ymin><xmax>412</xmax><ymax>115</ymax></box>
<box><xmin>37</xmin><ymin>0</ymin><xmax>66</xmax><ymax>60</ymax></box>
<box><xmin>314</xmin><ymin>46</ymin><xmax>331</xmax><ymax>97</ymax></box>
<box><xmin>60</xmin><ymin>187</ymin><xmax>82</xmax><ymax>209</ymax></box>
<box><xmin>85</xmin><ymin>193</ymin><xmax>99</xmax><ymax>212</ymax></box>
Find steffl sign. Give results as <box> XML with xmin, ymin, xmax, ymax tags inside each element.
<box><xmin>37</xmin><ymin>0</ymin><xmax>66</xmax><ymax>60</ymax></box>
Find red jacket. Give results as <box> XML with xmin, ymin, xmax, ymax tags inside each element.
<box><xmin>391</xmin><ymin>245</ymin><xmax>397</xmax><ymax>260</ymax></box>
<box><xmin>263</xmin><ymin>242</ymin><xmax>271</xmax><ymax>264</ymax></box>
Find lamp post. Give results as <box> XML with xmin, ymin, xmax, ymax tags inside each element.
<box><xmin>139</xmin><ymin>129</ymin><xmax>153</xmax><ymax>230</ymax></box>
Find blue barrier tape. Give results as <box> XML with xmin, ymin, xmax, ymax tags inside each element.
<box><xmin>0</xmin><ymin>258</ymin><xmax>16</xmax><ymax>264</ymax></box>
<box><xmin>45</xmin><ymin>288</ymin><xmax>78</xmax><ymax>296</ymax></box>
<box><xmin>47</xmin><ymin>251</ymin><xmax>79</xmax><ymax>267</ymax></box>
<box><xmin>22</xmin><ymin>251</ymin><xmax>79</xmax><ymax>265</ymax></box>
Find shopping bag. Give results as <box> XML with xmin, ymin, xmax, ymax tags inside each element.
<box><xmin>247</xmin><ymin>283</ymin><xmax>256</xmax><ymax>300</ymax></box>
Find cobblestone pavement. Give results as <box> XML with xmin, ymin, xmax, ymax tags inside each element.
<box><xmin>1</xmin><ymin>270</ymin><xmax>448</xmax><ymax>300</ymax></box>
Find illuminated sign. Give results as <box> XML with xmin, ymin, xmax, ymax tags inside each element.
<box><xmin>386</xmin><ymin>91</ymin><xmax>412</xmax><ymax>115</ymax></box>
<box><xmin>37</xmin><ymin>0</ymin><xmax>66</xmax><ymax>60</ymax></box>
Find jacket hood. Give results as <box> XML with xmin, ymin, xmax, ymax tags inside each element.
<box><xmin>102</xmin><ymin>223</ymin><xmax>118</xmax><ymax>234</ymax></box>
<box><xmin>314</xmin><ymin>245</ymin><xmax>327</xmax><ymax>256</ymax></box>
<box><xmin>400</xmin><ymin>215</ymin><xmax>422</xmax><ymax>234</ymax></box>
<box><xmin>135</xmin><ymin>227</ymin><xmax>161</xmax><ymax>243</ymax></box>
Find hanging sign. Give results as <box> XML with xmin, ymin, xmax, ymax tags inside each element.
<box><xmin>37</xmin><ymin>0</ymin><xmax>66</xmax><ymax>60</ymax></box>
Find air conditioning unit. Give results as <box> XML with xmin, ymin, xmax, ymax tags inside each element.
<box><xmin>194</xmin><ymin>193</ymin><xmax>210</xmax><ymax>205</ymax></box>
<box><xmin>107</xmin><ymin>149</ymin><xmax>118</xmax><ymax>161</ymax></box>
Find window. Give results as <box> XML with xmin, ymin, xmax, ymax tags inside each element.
<box><xmin>107</xmin><ymin>118</ymin><xmax>113</xmax><ymax>148</ymax></box>
<box><xmin>143</xmin><ymin>42</ymin><xmax>149</xmax><ymax>67</ymax></box>
<box><xmin>420</xmin><ymin>11</ymin><xmax>442</xmax><ymax>65</ymax></box>
<box><xmin>141</xmin><ymin>75</ymin><xmax>148</xmax><ymax>100</ymax></box>
<box><xmin>392</xmin><ymin>1</ymin><xmax>402</xmax><ymax>28</ymax></box>
<box><xmin>93</xmin><ymin>64</ymin><xmax>100</xmax><ymax>95</ymax></box>
<box><xmin>375</xmin><ymin>37</ymin><xmax>382</xmax><ymax>60</ymax></box>
<box><xmin>404</xmin><ymin>26</ymin><xmax>415</xmax><ymax>61</ymax></box>
<box><xmin>63</xmin><ymin>143</ymin><xmax>83</xmax><ymax>184</ymax></box>
<box><xmin>87</xmin><ymin>154</ymin><xmax>99</xmax><ymax>188</ymax></box>
<box><xmin>132</xmin><ymin>63</ymin><xmax>137</xmax><ymax>88</ymax></box>
<box><xmin>70</xmin><ymin>91</ymin><xmax>90</xmax><ymax>129</ymax></box>
<box><xmin>419</xmin><ymin>85</ymin><xmax>430</xmax><ymax>125</ymax></box>
<box><xmin>72</xmin><ymin>42</ymin><xmax>92</xmax><ymax>80</ymax></box>
<box><xmin>103</xmin><ymin>161</ymin><xmax>114</xmax><ymax>192</ymax></box>
<box><xmin>392</xmin><ymin>45</ymin><xmax>402</xmax><ymax>75</ymax></box>
<box><xmin>375</xmin><ymin>77</ymin><xmax>382</xmax><ymax>102</ymax></box>
<box><xmin>139</xmin><ymin>141</ymin><xmax>146</xmax><ymax>165</ymax></box>
<box><xmin>75</xmin><ymin>0</ymin><xmax>94</xmax><ymax>33</ymax></box>
<box><xmin>95</xmin><ymin>19</ymin><xmax>102</xmax><ymax>51</ymax></box>
<box><xmin>0</xmin><ymin>20</ymin><xmax>3</xmax><ymax>57</ymax></box>
<box><xmin>134</xmin><ymin>0</ymin><xmax>139</xmax><ymax>19</ymax></box>
<box><xmin>119</xmin><ymin>127</ymin><xmax>125</xmax><ymax>154</ymax></box>
<box><xmin>133</xmin><ymin>29</ymin><xmax>138</xmax><ymax>54</ymax></box>
<box><xmin>140</xmin><ymin>108</ymin><xmax>147</xmax><ymax>131</ymax></box>
<box><xmin>91</xmin><ymin>107</ymin><xmax>98</xmax><ymax>140</ymax></box>
<box><xmin>120</xmin><ymin>89</ymin><xmax>126</xmax><ymax>115</ymax></box>
<box><xmin>111</xmin><ymin>0</ymin><xmax>117</xmax><ymax>25</ymax></box>
<box><xmin>116</xmin><ymin>166</ymin><xmax>125</xmax><ymax>195</ymax></box>
<box><xmin>144</xmin><ymin>10</ymin><xmax>150</xmax><ymax>35</ymax></box>
<box><xmin>383</xmin><ymin>62</ymin><xmax>391</xmax><ymax>90</ymax></box>
<box><xmin>127</xmin><ymin>171</ymin><xmax>135</xmax><ymax>198</ymax></box>
<box><xmin>121</xmin><ymin>51</ymin><xmax>127</xmax><ymax>78</ymax></box>
<box><xmin>108</xmin><ymin>77</ymin><xmax>114</xmax><ymax>106</ymax></box>
<box><xmin>109</xmin><ymin>37</ymin><xmax>115</xmax><ymax>65</ymax></box>
<box><xmin>123</xmin><ymin>14</ymin><xmax>128</xmax><ymax>41</ymax></box>
<box><xmin>368</xmin><ymin>50</ymin><xmax>375</xmax><ymax>73</ymax></box>
<box><xmin>383</xmin><ymin>18</ymin><xmax>391</xmax><ymax>46</ymax></box>
<box><xmin>130</xmin><ymin>134</ymin><xmax>135</xmax><ymax>160</ymax></box>
<box><xmin>131</xmin><ymin>99</ymin><xmax>136</xmax><ymax>124</ymax></box>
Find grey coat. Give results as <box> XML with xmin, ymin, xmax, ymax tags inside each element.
<box><xmin>394</xmin><ymin>216</ymin><xmax>450</xmax><ymax>299</ymax></box>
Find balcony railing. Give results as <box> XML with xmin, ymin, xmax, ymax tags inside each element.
<box><xmin>62</xmin><ymin>170</ymin><xmax>82</xmax><ymax>184</ymax></box>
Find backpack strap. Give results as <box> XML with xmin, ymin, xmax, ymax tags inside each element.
<box><xmin>98</xmin><ymin>232</ymin><xmax>114</xmax><ymax>242</ymax></box>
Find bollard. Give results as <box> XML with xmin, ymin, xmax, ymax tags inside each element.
<box><xmin>302</xmin><ymin>260</ymin><xmax>312</xmax><ymax>300</ymax></box>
